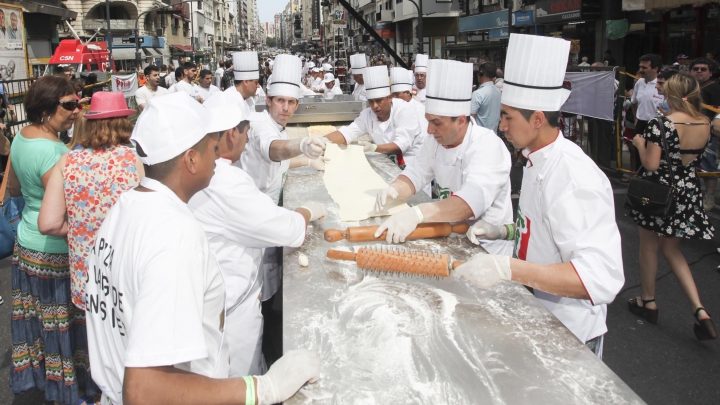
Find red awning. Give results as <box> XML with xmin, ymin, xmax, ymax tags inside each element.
<box><xmin>171</xmin><ymin>44</ymin><xmax>193</xmax><ymax>53</ymax></box>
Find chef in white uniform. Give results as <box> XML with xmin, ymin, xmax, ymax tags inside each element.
<box><xmin>374</xmin><ymin>59</ymin><xmax>513</xmax><ymax>256</ymax></box>
<box><xmin>324</xmin><ymin>65</ymin><xmax>422</xmax><ymax>169</ymax></box>
<box><xmin>456</xmin><ymin>34</ymin><xmax>624</xmax><ymax>358</ymax></box>
<box><xmin>413</xmin><ymin>54</ymin><xmax>428</xmax><ymax>104</ymax></box>
<box><xmin>321</xmin><ymin>73</ymin><xmax>343</xmax><ymax>95</ymax></box>
<box><xmin>390</xmin><ymin>67</ymin><xmax>428</xmax><ymax>134</ymax></box>
<box><xmin>239</xmin><ymin>54</ymin><xmax>328</xmax><ymax>302</ymax></box>
<box><xmin>350</xmin><ymin>54</ymin><xmax>367</xmax><ymax>101</ymax></box>
<box><xmin>224</xmin><ymin>51</ymin><xmax>259</xmax><ymax>117</ymax></box>
<box><xmin>189</xmin><ymin>92</ymin><xmax>327</xmax><ymax>376</ymax></box>
<box><xmin>311</xmin><ymin>68</ymin><xmax>323</xmax><ymax>91</ymax></box>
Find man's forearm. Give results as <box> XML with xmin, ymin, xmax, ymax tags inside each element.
<box><xmin>269</xmin><ymin>138</ymin><xmax>303</xmax><ymax>162</ymax></box>
<box><xmin>375</xmin><ymin>142</ymin><xmax>401</xmax><ymax>155</ymax></box>
<box><xmin>418</xmin><ymin>196</ymin><xmax>473</xmax><ymax>223</ymax></box>
<box><xmin>510</xmin><ymin>260</ymin><xmax>590</xmax><ymax>300</ymax></box>
<box><xmin>325</xmin><ymin>131</ymin><xmax>347</xmax><ymax>145</ymax></box>
<box><xmin>391</xmin><ymin>175</ymin><xmax>416</xmax><ymax>199</ymax></box>
<box><xmin>123</xmin><ymin>366</ymin><xmax>254</xmax><ymax>405</ymax></box>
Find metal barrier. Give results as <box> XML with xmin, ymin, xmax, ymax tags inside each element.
<box><xmin>2</xmin><ymin>77</ymin><xmax>36</xmax><ymax>136</ymax></box>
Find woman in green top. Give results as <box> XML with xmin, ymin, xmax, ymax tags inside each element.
<box><xmin>9</xmin><ymin>75</ymin><xmax>95</xmax><ymax>404</ymax></box>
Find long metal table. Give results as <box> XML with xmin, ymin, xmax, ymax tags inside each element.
<box><xmin>282</xmin><ymin>152</ymin><xmax>645</xmax><ymax>405</ymax></box>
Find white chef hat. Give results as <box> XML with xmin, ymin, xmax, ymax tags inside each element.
<box><xmin>232</xmin><ymin>51</ymin><xmax>259</xmax><ymax>81</ymax></box>
<box><xmin>323</xmin><ymin>73</ymin><xmax>335</xmax><ymax>84</ymax></box>
<box><xmin>307</xmin><ymin>61</ymin><xmax>316</xmax><ymax>69</ymax></box>
<box><xmin>425</xmin><ymin>59</ymin><xmax>473</xmax><ymax>117</ymax></box>
<box><xmin>267</xmin><ymin>54</ymin><xmax>302</xmax><ymax>99</ymax></box>
<box><xmin>390</xmin><ymin>67</ymin><xmax>413</xmax><ymax>93</ymax></box>
<box><xmin>502</xmin><ymin>33</ymin><xmax>571</xmax><ymax>112</ymax></box>
<box><xmin>364</xmin><ymin>66</ymin><xmax>391</xmax><ymax>100</ymax></box>
<box><xmin>311</xmin><ymin>67</ymin><xmax>321</xmax><ymax>73</ymax></box>
<box><xmin>203</xmin><ymin>92</ymin><xmax>245</xmax><ymax>124</ymax></box>
<box><xmin>322</xmin><ymin>63</ymin><xmax>333</xmax><ymax>72</ymax></box>
<box><xmin>414</xmin><ymin>54</ymin><xmax>429</xmax><ymax>73</ymax></box>
<box><xmin>350</xmin><ymin>54</ymin><xmax>367</xmax><ymax>75</ymax></box>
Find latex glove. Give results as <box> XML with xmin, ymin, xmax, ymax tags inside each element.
<box><xmin>374</xmin><ymin>207</ymin><xmax>423</xmax><ymax>243</ymax></box>
<box><xmin>467</xmin><ymin>220</ymin><xmax>507</xmax><ymax>245</ymax></box>
<box><xmin>453</xmin><ymin>254</ymin><xmax>512</xmax><ymax>289</ymax></box>
<box><xmin>358</xmin><ymin>140</ymin><xmax>377</xmax><ymax>152</ymax></box>
<box><xmin>255</xmin><ymin>349</ymin><xmax>320</xmax><ymax>405</ymax></box>
<box><xmin>297</xmin><ymin>201</ymin><xmax>327</xmax><ymax>221</ymax></box>
<box><xmin>308</xmin><ymin>156</ymin><xmax>330</xmax><ymax>171</ymax></box>
<box><xmin>300</xmin><ymin>137</ymin><xmax>328</xmax><ymax>159</ymax></box>
<box><xmin>374</xmin><ymin>185</ymin><xmax>400</xmax><ymax>213</ymax></box>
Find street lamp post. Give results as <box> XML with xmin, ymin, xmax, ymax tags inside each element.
<box><xmin>105</xmin><ymin>0</ymin><xmax>113</xmax><ymax>71</ymax></box>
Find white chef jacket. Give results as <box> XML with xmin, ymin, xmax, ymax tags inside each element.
<box><xmin>339</xmin><ymin>98</ymin><xmax>422</xmax><ymax>168</ymax></box>
<box><xmin>224</xmin><ymin>86</ymin><xmax>252</xmax><ymax>118</ymax></box>
<box><xmin>325</xmin><ymin>84</ymin><xmax>343</xmax><ymax>95</ymax></box>
<box><xmin>311</xmin><ymin>78</ymin><xmax>323</xmax><ymax>92</ymax></box>
<box><xmin>188</xmin><ymin>158</ymin><xmax>305</xmax><ymax>375</ymax></box>
<box><xmin>352</xmin><ymin>83</ymin><xmax>367</xmax><ymax>101</ymax></box>
<box><xmin>414</xmin><ymin>87</ymin><xmax>426</xmax><ymax>104</ymax></box>
<box><xmin>407</xmin><ymin>98</ymin><xmax>428</xmax><ymax>136</ymax></box>
<box><xmin>214</xmin><ymin>67</ymin><xmax>224</xmax><ymax>88</ymax></box>
<box><xmin>514</xmin><ymin>132</ymin><xmax>624</xmax><ymax>343</ymax></box>
<box><xmin>400</xmin><ymin>121</ymin><xmax>513</xmax><ymax>256</ymax></box>
<box><xmin>172</xmin><ymin>80</ymin><xmax>201</xmax><ymax>99</ymax></box>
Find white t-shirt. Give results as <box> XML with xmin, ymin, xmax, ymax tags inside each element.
<box><xmin>86</xmin><ymin>178</ymin><xmax>228</xmax><ymax>405</ymax></box>
<box><xmin>135</xmin><ymin>85</ymin><xmax>169</xmax><ymax>108</ymax></box>
<box><xmin>632</xmin><ymin>78</ymin><xmax>663</xmax><ymax>121</ymax></box>
<box><xmin>172</xmin><ymin>80</ymin><xmax>201</xmax><ymax>99</ymax></box>
<box><xmin>197</xmin><ymin>84</ymin><xmax>221</xmax><ymax>101</ymax></box>
<box><xmin>188</xmin><ymin>158</ymin><xmax>305</xmax><ymax>313</ymax></box>
<box><xmin>214</xmin><ymin>67</ymin><xmax>225</xmax><ymax>88</ymax></box>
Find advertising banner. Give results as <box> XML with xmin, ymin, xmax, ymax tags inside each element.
<box><xmin>111</xmin><ymin>73</ymin><xmax>138</xmax><ymax>98</ymax></box>
<box><xmin>0</xmin><ymin>3</ymin><xmax>27</xmax><ymax>81</ymax></box>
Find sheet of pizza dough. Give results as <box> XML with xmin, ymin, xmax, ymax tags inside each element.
<box><xmin>323</xmin><ymin>143</ymin><xmax>410</xmax><ymax>222</ymax></box>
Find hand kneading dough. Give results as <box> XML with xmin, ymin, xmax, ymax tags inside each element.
<box><xmin>323</xmin><ymin>144</ymin><xmax>409</xmax><ymax>221</ymax></box>
<box><xmin>298</xmin><ymin>253</ymin><xmax>309</xmax><ymax>267</ymax></box>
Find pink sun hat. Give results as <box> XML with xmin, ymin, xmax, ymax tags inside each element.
<box><xmin>84</xmin><ymin>91</ymin><xmax>136</xmax><ymax>120</ymax></box>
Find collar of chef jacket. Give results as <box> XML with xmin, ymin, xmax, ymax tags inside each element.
<box><xmin>521</xmin><ymin>130</ymin><xmax>563</xmax><ymax>169</ymax></box>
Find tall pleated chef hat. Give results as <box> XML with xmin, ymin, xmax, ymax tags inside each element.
<box><xmin>425</xmin><ymin>59</ymin><xmax>473</xmax><ymax>117</ymax></box>
<box><xmin>390</xmin><ymin>67</ymin><xmax>413</xmax><ymax>93</ymax></box>
<box><xmin>232</xmin><ymin>51</ymin><xmax>259</xmax><ymax>81</ymax></box>
<box><xmin>350</xmin><ymin>54</ymin><xmax>367</xmax><ymax>75</ymax></box>
<box><xmin>267</xmin><ymin>54</ymin><xmax>302</xmax><ymax>99</ymax></box>
<box><xmin>502</xmin><ymin>33</ymin><xmax>571</xmax><ymax>112</ymax></box>
<box><xmin>363</xmin><ymin>66</ymin><xmax>391</xmax><ymax>100</ymax></box>
<box><xmin>414</xmin><ymin>54</ymin><xmax>429</xmax><ymax>73</ymax></box>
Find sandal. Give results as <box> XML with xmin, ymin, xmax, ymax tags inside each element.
<box><xmin>693</xmin><ymin>308</ymin><xmax>718</xmax><ymax>341</ymax></box>
<box><xmin>628</xmin><ymin>297</ymin><xmax>658</xmax><ymax>324</ymax></box>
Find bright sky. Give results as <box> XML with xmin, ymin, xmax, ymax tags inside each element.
<box><xmin>258</xmin><ymin>0</ymin><xmax>287</xmax><ymax>25</ymax></box>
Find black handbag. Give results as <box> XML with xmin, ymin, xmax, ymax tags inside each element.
<box><xmin>624</xmin><ymin>119</ymin><xmax>678</xmax><ymax>217</ymax></box>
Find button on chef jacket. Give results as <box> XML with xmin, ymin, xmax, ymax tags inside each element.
<box><xmin>352</xmin><ymin>83</ymin><xmax>367</xmax><ymax>101</ymax></box>
<box><xmin>338</xmin><ymin>98</ymin><xmax>422</xmax><ymax>168</ymax></box>
<box><xmin>188</xmin><ymin>158</ymin><xmax>305</xmax><ymax>376</ymax></box>
<box><xmin>514</xmin><ymin>132</ymin><xmax>624</xmax><ymax>343</ymax></box>
<box><xmin>400</xmin><ymin>120</ymin><xmax>513</xmax><ymax>256</ymax></box>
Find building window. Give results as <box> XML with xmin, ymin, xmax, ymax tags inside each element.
<box><xmin>445</xmin><ymin>35</ymin><xmax>455</xmax><ymax>44</ymax></box>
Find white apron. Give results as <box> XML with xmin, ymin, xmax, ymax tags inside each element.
<box><xmin>226</xmin><ymin>281</ymin><xmax>267</xmax><ymax>376</ymax></box>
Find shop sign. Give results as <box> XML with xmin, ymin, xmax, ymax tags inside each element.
<box><xmin>332</xmin><ymin>9</ymin><xmax>346</xmax><ymax>29</ymax></box>
<box><xmin>489</xmin><ymin>28</ymin><xmax>508</xmax><ymax>40</ymax></box>
<box><xmin>459</xmin><ymin>10</ymin><xmax>508</xmax><ymax>32</ymax></box>
<box><xmin>513</xmin><ymin>11</ymin><xmax>534</xmax><ymax>26</ymax></box>
<box><xmin>535</xmin><ymin>0</ymin><xmax>582</xmax><ymax>24</ymax></box>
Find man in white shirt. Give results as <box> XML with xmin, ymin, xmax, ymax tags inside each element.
<box><xmin>320</xmin><ymin>73</ymin><xmax>343</xmax><ymax>95</ymax></box>
<box><xmin>457</xmin><ymin>34</ymin><xmax>624</xmax><ymax>358</ymax></box>
<box><xmin>374</xmin><ymin>59</ymin><xmax>513</xmax><ymax>257</ymax></box>
<box><xmin>225</xmin><ymin>51</ymin><xmax>260</xmax><ymax>117</ymax></box>
<box><xmin>197</xmin><ymin>69</ymin><xmax>221</xmax><ymax>101</ymax></box>
<box><xmin>135</xmin><ymin>65</ymin><xmax>169</xmax><ymax>111</ymax></box>
<box><xmin>325</xmin><ymin>66</ymin><xmax>422</xmax><ymax>169</ymax></box>
<box><xmin>310</xmin><ymin>68</ymin><xmax>323</xmax><ymax>91</ymax></box>
<box><xmin>171</xmin><ymin>62</ymin><xmax>203</xmax><ymax>102</ymax></box>
<box><xmin>189</xmin><ymin>92</ymin><xmax>327</xmax><ymax>377</ymax></box>
<box><xmin>86</xmin><ymin>92</ymin><xmax>319</xmax><ymax>405</ymax></box>
<box><xmin>578</xmin><ymin>56</ymin><xmax>590</xmax><ymax>67</ymax></box>
<box><xmin>413</xmin><ymin>54</ymin><xmax>428</xmax><ymax>104</ymax></box>
<box><xmin>630</xmin><ymin>54</ymin><xmax>664</xmax><ymax>186</ymax></box>
<box><xmin>165</xmin><ymin>65</ymin><xmax>177</xmax><ymax>88</ymax></box>
<box><xmin>214</xmin><ymin>61</ymin><xmax>225</xmax><ymax>88</ymax></box>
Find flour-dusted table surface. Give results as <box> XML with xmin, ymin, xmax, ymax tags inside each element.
<box><xmin>282</xmin><ymin>152</ymin><xmax>645</xmax><ymax>405</ymax></box>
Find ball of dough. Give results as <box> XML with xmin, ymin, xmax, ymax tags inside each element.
<box><xmin>298</xmin><ymin>253</ymin><xmax>309</xmax><ymax>267</ymax></box>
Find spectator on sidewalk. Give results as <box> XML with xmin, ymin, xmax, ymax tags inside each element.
<box><xmin>470</xmin><ymin>62</ymin><xmax>501</xmax><ymax>132</ymax></box>
<box><xmin>629</xmin><ymin>54</ymin><xmax>664</xmax><ymax>182</ymax></box>
<box><xmin>690</xmin><ymin>57</ymin><xmax>720</xmax><ymax>210</ymax></box>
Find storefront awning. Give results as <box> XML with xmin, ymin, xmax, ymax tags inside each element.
<box><xmin>171</xmin><ymin>44</ymin><xmax>194</xmax><ymax>53</ymax></box>
<box><xmin>110</xmin><ymin>47</ymin><xmax>139</xmax><ymax>61</ymax></box>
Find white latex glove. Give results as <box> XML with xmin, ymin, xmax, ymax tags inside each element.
<box><xmin>255</xmin><ymin>349</ymin><xmax>320</xmax><ymax>405</ymax></box>
<box><xmin>453</xmin><ymin>254</ymin><xmax>512</xmax><ymax>289</ymax></box>
<box><xmin>300</xmin><ymin>136</ymin><xmax>328</xmax><ymax>159</ymax></box>
<box><xmin>374</xmin><ymin>185</ymin><xmax>400</xmax><ymax>213</ymax></box>
<box><xmin>467</xmin><ymin>220</ymin><xmax>507</xmax><ymax>245</ymax></box>
<box><xmin>308</xmin><ymin>156</ymin><xmax>329</xmax><ymax>171</ymax></box>
<box><xmin>358</xmin><ymin>140</ymin><xmax>378</xmax><ymax>152</ymax></box>
<box><xmin>374</xmin><ymin>207</ymin><xmax>423</xmax><ymax>243</ymax></box>
<box><xmin>297</xmin><ymin>201</ymin><xmax>327</xmax><ymax>221</ymax></box>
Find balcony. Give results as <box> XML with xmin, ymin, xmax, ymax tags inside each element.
<box><xmin>375</xmin><ymin>9</ymin><xmax>393</xmax><ymax>23</ymax></box>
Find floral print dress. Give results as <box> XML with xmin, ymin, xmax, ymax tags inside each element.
<box><xmin>63</xmin><ymin>146</ymin><xmax>140</xmax><ymax>309</ymax></box>
<box><xmin>631</xmin><ymin>116</ymin><xmax>714</xmax><ymax>239</ymax></box>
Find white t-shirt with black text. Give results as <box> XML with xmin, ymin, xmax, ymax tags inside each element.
<box><xmin>86</xmin><ymin>177</ymin><xmax>228</xmax><ymax>405</ymax></box>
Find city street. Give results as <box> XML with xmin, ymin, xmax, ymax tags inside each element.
<box><xmin>0</xmin><ymin>174</ymin><xmax>718</xmax><ymax>405</ymax></box>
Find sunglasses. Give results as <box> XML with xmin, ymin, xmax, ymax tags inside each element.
<box><xmin>692</xmin><ymin>67</ymin><xmax>708</xmax><ymax>72</ymax></box>
<box><xmin>58</xmin><ymin>100</ymin><xmax>80</xmax><ymax>111</ymax></box>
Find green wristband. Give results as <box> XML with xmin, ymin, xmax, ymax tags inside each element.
<box><xmin>505</xmin><ymin>224</ymin><xmax>515</xmax><ymax>241</ymax></box>
<box><xmin>243</xmin><ymin>376</ymin><xmax>256</xmax><ymax>405</ymax></box>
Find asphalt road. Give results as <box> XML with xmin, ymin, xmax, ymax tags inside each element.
<box><xmin>0</xmin><ymin>175</ymin><xmax>719</xmax><ymax>405</ymax></box>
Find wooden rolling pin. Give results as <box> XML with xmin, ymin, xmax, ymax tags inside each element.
<box><xmin>324</xmin><ymin>222</ymin><xmax>470</xmax><ymax>243</ymax></box>
<box><xmin>327</xmin><ymin>247</ymin><xmax>463</xmax><ymax>277</ymax></box>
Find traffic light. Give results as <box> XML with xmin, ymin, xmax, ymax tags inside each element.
<box><xmin>294</xmin><ymin>13</ymin><xmax>302</xmax><ymax>38</ymax></box>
